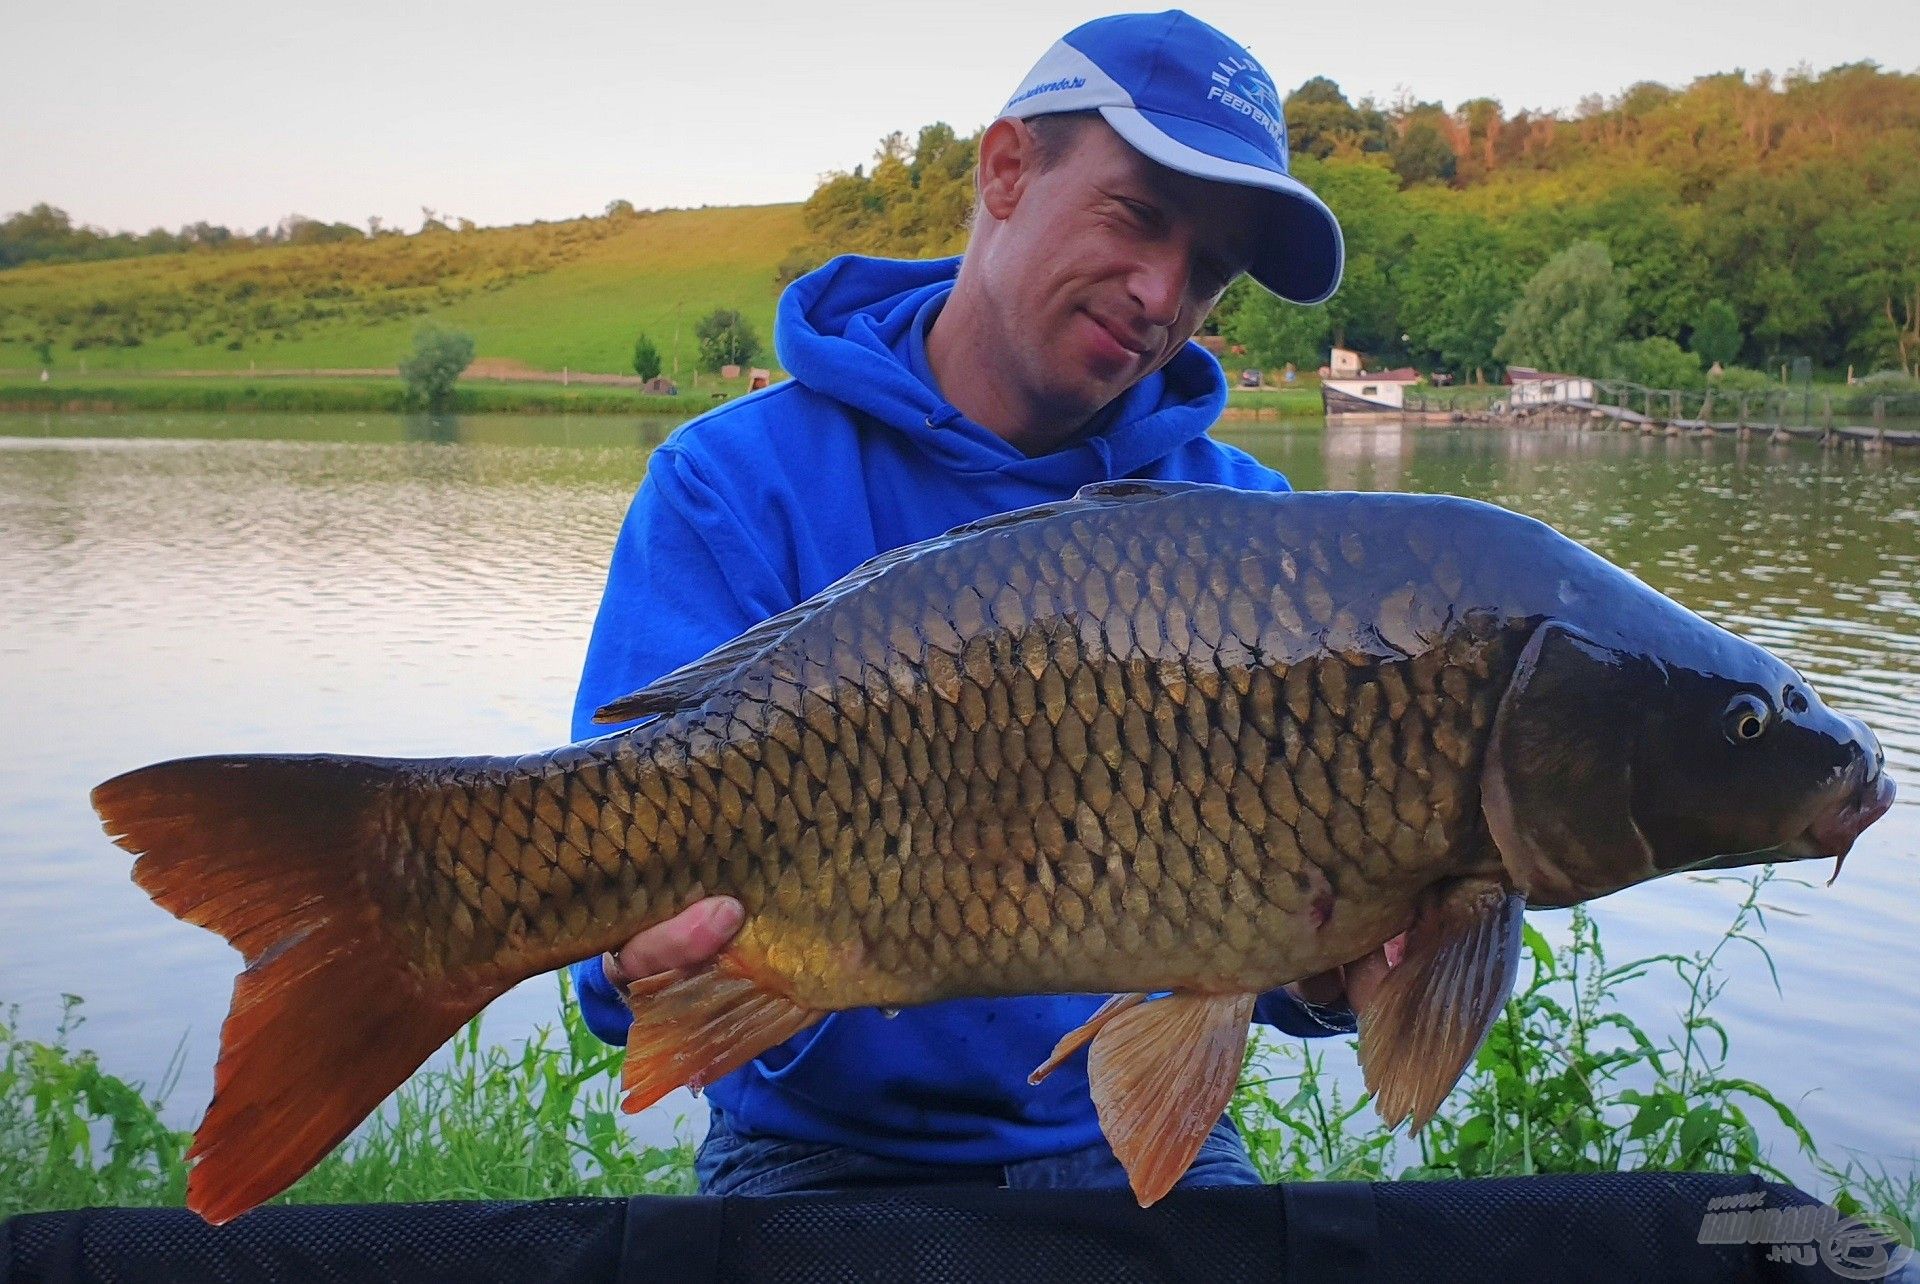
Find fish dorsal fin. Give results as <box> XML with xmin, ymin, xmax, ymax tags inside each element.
<box><xmin>1358</xmin><ymin>878</ymin><xmax>1526</xmax><ymax>1132</ymax></box>
<box><xmin>1071</xmin><ymin>478</ymin><xmax>1220</xmax><ymax>503</ymax></box>
<box><xmin>594</xmin><ymin>481</ymin><xmax>1217</xmax><ymax>725</ymax></box>
<box><xmin>1083</xmin><ymin>991</ymin><xmax>1257</xmax><ymax>1207</ymax></box>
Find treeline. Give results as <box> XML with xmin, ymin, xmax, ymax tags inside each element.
<box><xmin>782</xmin><ymin>63</ymin><xmax>1920</xmax><ymax>379</ymax></box>
<box><xmin>0</xmin><ymin>205</ymin><xmax>387</xmax><ymax>271</ymax></box>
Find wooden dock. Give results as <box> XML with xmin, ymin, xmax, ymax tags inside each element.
<box><xmin>1406</xmin><ymin>382</ymin><xmax>1920</xmax><ymax>451</ymax></box>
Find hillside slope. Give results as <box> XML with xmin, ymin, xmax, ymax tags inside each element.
<box><xmin>0</xmin><ymin>204</ymin><xmax>802</xmax><ymax>377</ymax></box>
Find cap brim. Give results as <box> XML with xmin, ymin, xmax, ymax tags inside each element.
<box><xmin>1097</xmin><ymin>104</ymin><xmax>1344</xmax><ymax>306</ymax></box>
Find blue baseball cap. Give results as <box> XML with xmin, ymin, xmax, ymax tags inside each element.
<box><xmin>998</xmin><ymin>10</ymin><xmax>1344</xmax><ymax>305</ymax></box>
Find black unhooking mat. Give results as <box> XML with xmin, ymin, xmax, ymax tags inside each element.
<box><xmin>3</xmin><ymin>1172</ymin><xmax>1909</xmax><ymax>1283</ymax></box>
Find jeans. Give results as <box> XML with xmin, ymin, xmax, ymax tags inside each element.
<box><xmin>694</xmin><ymin>1107</ymin><xmax>1265</xmax><ymax>1197</ymax></box>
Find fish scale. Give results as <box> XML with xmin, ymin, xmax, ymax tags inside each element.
<box><xmin>376</xmin><ymin>489</ymin><xmax>1521</xmax><ymax>1002</ymax></box>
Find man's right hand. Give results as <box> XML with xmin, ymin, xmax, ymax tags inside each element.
<box><xmin>601</xmin><ymin>896</ymin><xmax>745</xmax><ymax>993</ymax></box>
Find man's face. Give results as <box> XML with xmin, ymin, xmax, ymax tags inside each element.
<box><xmin>967</xmin><ymin>116</ymin><xmax>1269</xmax><ymax>426</ymax></box>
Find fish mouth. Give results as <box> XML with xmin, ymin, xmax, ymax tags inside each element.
<box><xmin>1805</xmin><ymin>768</ymin><xmax>1896</xmax><ymax>883</ymax></box>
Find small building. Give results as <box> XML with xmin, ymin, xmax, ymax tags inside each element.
<box><xmin>1329</xmin><ymin>347</ymin><xmax>1362</xmax><ymax>377</ymax></box>
<box><xmin>747</xmin><ymin>367</ymin><xmax>771</xmax><ymax>391</ymax></box>
<box><xmin>1506</xmin><ymin>367</ymin><xmax>1595</xmax><ymax>405</ymax></box>
<box><xmin>721</xmin><ymin>364</ymin><xmax>742</xmax><ymax>380</ymax></box>
<box><xmin>1322</xmin><ymin>377</ymin><xmax>1406</xmax><ymax>413</ymax></box>
<box><xmin>642</xmin><ymin>376</ymin><xmax>679</xmax><ymax>396</ymax></box>
<box><xmin>1322</xmin><ymin>366</ymin><xmax>1420</xmax><ymax>414</ymax></box>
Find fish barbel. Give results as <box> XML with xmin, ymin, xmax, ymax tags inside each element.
<box><xmin>92</xmin><ymin>480</ymin><xmax>1894</xmax><ymax>1222</ymax></box>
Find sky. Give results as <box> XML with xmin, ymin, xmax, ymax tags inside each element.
<box><xmin>4</xmin><ymin>0</ymin><xmax>1917</xmax><ymax>235</ymax></box>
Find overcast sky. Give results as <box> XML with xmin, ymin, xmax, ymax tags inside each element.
<box><xmin>4</xmin><ymin>0</ymin><xmax>1916</xmax><ymax>234</ymax></box>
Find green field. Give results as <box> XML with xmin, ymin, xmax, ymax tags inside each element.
<box><xmin>0</xmin><ymin>204</ymin><xmax>802</xmax><ymax>379</ymax></box>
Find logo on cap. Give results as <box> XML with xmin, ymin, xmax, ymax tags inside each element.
<box><xmin>1208</xmin><ymin>56</ymin><xmax>1286</xmax><ymax>151</ymax></box>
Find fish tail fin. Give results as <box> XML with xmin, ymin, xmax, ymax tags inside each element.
<box><xmin>92</xmin><ymin>754</ymin><xmax>504</xmax><ymax>1224</ymax></box>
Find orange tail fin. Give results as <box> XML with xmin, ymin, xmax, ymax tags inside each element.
<box><xmin>92</xmin><ymin>754</ymin><xmax>504</xmax><ymax>1224</ymax></box>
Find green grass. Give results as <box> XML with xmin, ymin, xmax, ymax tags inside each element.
<box><xmin>1222</xmin><ymin>387</ymin><xmax>1323</xmax><ymax>418</ymax></box>
<box><xmin>3</xmin><ymin>875</ymin><xmax>1912</xmax><ymax>1238</ymax></box>
<box><xmin>0</xmin><ymin>204</ymin><xmax>802</xmax><ymax>379</ymax></box>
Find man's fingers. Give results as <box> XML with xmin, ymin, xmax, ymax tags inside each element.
<box><xmin>1284</xmin><ymin>967</ymin><xmax>1347</xmax><ymax>1008</ymax></box>
<box><xmin>609</xmin><ymin>896</ymin><xmax>745</xmax><ymax>984</ymax></box>
<box><xmin>1341</xmin><ymin>946</ymin><xmax>1393</xmax><ymax>1017</ymax></box>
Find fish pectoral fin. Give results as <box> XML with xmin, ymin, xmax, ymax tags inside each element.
<box><xmin>1028</xmin><ymin>992</ymin><xmax>1151</xmax><ymax>1084</ymax></box>
<box><xmin>618</xmin><ymin>952</ymin><xmax>823</xmax><ymax>1113</ymax></box>
<box><xmin>1084</xmin><ymin>992</ymin><xmax>1257</xmax><ymax>1208</ymax></box>
<box><xmin>1357</xmin><ymin>879</ymin><xmax>1526</xmax><ymax>1132</ymax></box>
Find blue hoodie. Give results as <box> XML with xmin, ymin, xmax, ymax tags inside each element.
<box><xmin>568</xmin><ymin>254</ymin><xmax>1353</xmax><ymax>1165</ymax></box>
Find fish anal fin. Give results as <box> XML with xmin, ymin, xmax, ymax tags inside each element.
<box><xmin>1358</xmin><ymin>878</ymin><xmax>1526</xmax><ymax>1132</ymax></box>
<box><xmin>1085</xmin><ymin>992</ymin><xmax>1256</xmax><ymax>1207</ymax></box>
<box><xmin>1029</xmin><ymin>992</ymin><xmax>1150</xmax><ymax>1085</ymax></box>
<box><xmin>619</xmin><ymin>951</ymin><xmax>822</xmax><ymax>1112</ymax></box>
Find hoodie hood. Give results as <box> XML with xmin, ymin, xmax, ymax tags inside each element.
<box><xmin>776</xmin><ymin>253</ymin><xmax>1229</xmax><ymax>482</ymax></box>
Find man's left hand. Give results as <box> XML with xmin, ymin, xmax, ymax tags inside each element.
<box><xmin>1282</xmin><ymin>935</ymin><xmax>1402</xmax><ymax>1018</ymax></box>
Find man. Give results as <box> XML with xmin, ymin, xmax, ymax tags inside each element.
<box><xmin>569</xmin><ymin>10</ymin><xmax>1389</xmax><ymax>1196</ymax></box>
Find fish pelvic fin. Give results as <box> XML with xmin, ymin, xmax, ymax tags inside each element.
<box><xmin>1028</xmin><ymin>991</ymin><xmax>1150</xmax><ymax>1085</ymax></box>
<box><xmin>91</xmin><ymin>754</ymin><xmax>505</xmax><ymax>1225</ymax></box>
<box><xmin>1079</xmin><ymin>992</ymin><xmax>1257</xmax><ymax>1208</ymax></box>
<box><xmin>617</xmin><ymin>950</ymin><xmax>823</xmax><ymax>1113</ymax></box>
<box><xmin>1358</xmin><ymin>878</ymin><xmax>1526</xmax><ymax>1133</ymax></box>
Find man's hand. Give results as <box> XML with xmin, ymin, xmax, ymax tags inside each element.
<box><xmin>601</xmin><ymin>896</ymin><xmax>745</xmax><ymax>992</ymax></box>
<box><xmin>1282</xmin><ymin>934</ymin><xmax>1405</xmax><ymax>1018</ymax></box>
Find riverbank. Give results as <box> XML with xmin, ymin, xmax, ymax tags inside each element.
<box><xmin>2</xmin><ymin>376</ymin><xmax>1326</xmax><ymax>420</ymax></box>
<box><xmin>0</xmin><ymin>375</ymin><xmax>724</xmax><ymax>417</ymax></box>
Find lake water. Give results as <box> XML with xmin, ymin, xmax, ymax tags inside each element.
<box><xmin>1</xmin><ymin>410</ymin><xmax>1915</xmax><ymax>1192</ymax></box>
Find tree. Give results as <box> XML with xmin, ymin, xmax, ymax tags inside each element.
<box><xmin>1391</xmin><ymin>121</ymin><xmax>1457</xmax><ymax>186</ymax></box>
<box><xmin>1285</xmin><ymin>78</ymin><xmax>1391</xmax><ymax>159</ymax></box>
<box><xmin>1495</xmin><ymin>240</ymin><xmax>1632</xmax><ymax>376</ymax></box>
<box><xmin>1221</xmin><ymin>281</ymin><xmax>1331</xmax><ymax>370</ymax></box>
<box><xmin>397</xmin><ymin>324</ymin><xmax>476</xmax><ymax>411</ymax></box>
<box><xmin>631</xmin><ymin>332</ymin><xmax>662</xmax><ymax>381</ymax></box>
<box><xmin>694</xmin><ymin>309</ymin><xmax>762</xmax><ymax>372</ymax></box>
<box><xmin>1398</xmin><ymin>214</ymin><xmax>1522</xmax><ymax>378</ymax></box>
<box><xmin>1690</xmin><ymin>299</ymin><xmax>1743</xmax><ymax>367</ymax></box>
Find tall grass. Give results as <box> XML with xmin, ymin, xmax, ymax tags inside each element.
<box><xmin>0</xmin><ymin>980</ymin><xmax>693</xmax><ymax>1220</ymax></box>
<box><xmin>3</xmin><ymin>873</ymin><xmax>1913</xmax><ymax>1235</ymax></box>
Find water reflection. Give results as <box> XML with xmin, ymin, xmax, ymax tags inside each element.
<box><xmin>0</xmin><ymin>411</ymin><xmax>1915</xmax><ymax>1184</ymax></box>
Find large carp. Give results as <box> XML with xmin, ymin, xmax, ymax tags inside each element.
<box><xmin>93</xmin><ymin>481</ymin><xmax>1894</xmax><ymax>1222</ymax></box>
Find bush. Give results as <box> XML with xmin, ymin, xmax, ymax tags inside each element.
<box><xmin>1690</xmin><ymin>300</ymin><xmax>1743</xmax><ymax>368</ymax></box>
<box><xmin>398</xmin><ymin>324</ymin><xmax>476</xmax><ymax>411</ymax></box>
<box><xmin>694</xmin><ymin>308</ymin><xmax>762</xmax><ymax>373</ymax></box>
<box><xmin>1707</xmin><ymin>365</ymin><xmax>1775</xmax><ymax>392</ymax></box>
<box><xmin>1614</xmin><ymin>335</ymin><xmax>1701</xmax><ymax>389</ymax></box>
<box><xmin>631</xmin><ymin>332</ymin><xmax>662</xmax><ymax>382</ymax></box>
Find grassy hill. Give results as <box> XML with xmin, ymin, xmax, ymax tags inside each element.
<box><xmin>0</xmin><ymin>204</ymin><xmax>802</xmax><ymax>379</ymax></box>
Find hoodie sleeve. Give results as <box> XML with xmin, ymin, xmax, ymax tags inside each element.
<box><xmin>1253</xmin><ymin>988</ymin><xmax>1359</xmax><ymax>1039</ymax></box>
<box><xmin>568</xmin><ymin>442</ymin><xmax>800</xmax><ymax>1045</ymax></box>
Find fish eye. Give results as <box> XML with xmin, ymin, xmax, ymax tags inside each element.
<box><xmin>1782</xmin><ymin>685</ymin><xmax>1809</xmax><ymax>715</ymax></box>
<box><xmin>1722</xmin><ymin>693</ymin><xmax>1772</xmax><ymax>745</ymax></box>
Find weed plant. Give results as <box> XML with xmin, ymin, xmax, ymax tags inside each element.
<box><xmin>1229</xmin><ymin>870</ymin><xmax>1917</xmax><ymax>1230</ymax></box>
